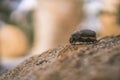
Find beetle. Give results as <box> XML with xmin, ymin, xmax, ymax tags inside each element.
<box><xmin>69</xmin><ymin>29</ymin><xmax>97</xmax><ymax>45</ymax></box>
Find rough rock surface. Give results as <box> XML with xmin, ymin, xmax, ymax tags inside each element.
<box><xmin>0</xmin><ymin>35</ymin><xmax>120</xmax><ymax>80</ymax></box>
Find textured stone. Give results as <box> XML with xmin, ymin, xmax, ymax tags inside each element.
<box><xmin>0</xmin><ymin>35</ymin><xmax>120</xmax><ymax>80</ymax></box>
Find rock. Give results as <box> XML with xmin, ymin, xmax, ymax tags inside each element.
<box><xmin>0</xmin><ymin>35</ymin><xmax>120</xmax><ymax>80</ymax></box>
<box><xmin>0</xmin><ymin>25</ymin><xmax>29</xmax><ymax>58</ymax></box>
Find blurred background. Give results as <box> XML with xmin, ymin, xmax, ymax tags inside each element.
<box><xmin>0</xmin><ymin>0</ymin><xmax>120</xmax><ymax>74</ymax></box>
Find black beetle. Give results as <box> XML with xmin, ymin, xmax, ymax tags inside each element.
<box><xmin>69</xmin><ymin>29</ymin><xmax>97</xmax><ymax>44</ymax></box>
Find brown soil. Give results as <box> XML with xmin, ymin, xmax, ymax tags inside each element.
<box><xmin>0</xmin><ymin>35</ymin><xmax>120</xmax><ymax>80</ymax></box>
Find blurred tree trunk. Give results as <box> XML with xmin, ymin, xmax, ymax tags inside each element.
<box><xmin>32</xmin><ymin>0</ymin><xmax>83</xmax><ymax>54</ymax></box>
<box><xmin>118</xmin><ymin>3</ymin><xmax>120</xmax><ymax>24</ymax></box>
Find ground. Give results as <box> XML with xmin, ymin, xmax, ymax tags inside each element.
<box><xmin>0</xmin><ymin>35</ymin><xmax>120</xmax><ymax>80</ymax></box>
